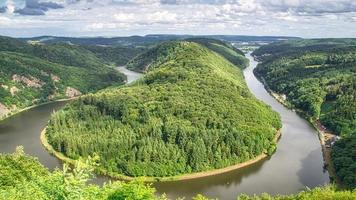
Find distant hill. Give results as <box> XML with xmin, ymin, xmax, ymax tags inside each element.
<box><xmin>20</xmin><ymin>34</ymin><xmax>300</xmax><ymax>47</ymax></box>
<box><xmin>253</xmin><ymin>38</ymin><xmax>356</xmax><ymax>60</ymax></box>
<box><xmin>0</xmin><ymin>36</ymin><xmax>142</xmax><ymax>119</ymax></box>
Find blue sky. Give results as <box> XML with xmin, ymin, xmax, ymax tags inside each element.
<box><xmin>0</xmin><ymin>0</ymin><xmax>356</xmax><ymax>38</ymax></box>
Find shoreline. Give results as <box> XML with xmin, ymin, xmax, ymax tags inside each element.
<box><xmin>253</xmin><ymin>70</ymin><xmax>339</xmax><ymax>184</ymax></box>
<box><xmin>41</xmin><ymin>126</ymin><xmax>281</xmax><ymax>182</ymax></box>
<box><xmin>0</xmin><ymin>97</ymin><xmax>79</xmax><ymax>122</ymax></box>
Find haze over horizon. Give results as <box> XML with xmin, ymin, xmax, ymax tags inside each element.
<box><xmin>0</xmin><ymin>0</ymin><xmax>356</xmax><ymax>38</ymax></box>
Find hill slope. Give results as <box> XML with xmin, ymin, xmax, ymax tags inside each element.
<box><xmin>253</xmin><ymin>39</ymin><xmax>356</xmax><ymax>189</ymax></box>
<box><xmin>46</xmin><ymin>41</ymin><xmax>281</xmax><ymax>178</ymax></box>
<box><xmin>0</xmin><ymin>36</ymin><xmax>130</xmax><ymax>119</ymax></box>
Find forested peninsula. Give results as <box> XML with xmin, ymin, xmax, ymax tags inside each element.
<box><xmin>45</xmin><ymin>41</ymin><xmax>281</xmax><ymax>179</ymax></box>
<box><xmin>253</xmin><ymin>39</ymin><xmax>356</xmax><ymax>189</ymax></box>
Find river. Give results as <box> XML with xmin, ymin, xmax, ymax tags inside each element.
<box><xmin>0</xmin><ymin>55</ymin><xmax>329</xmax><ymax>199</ymax></box>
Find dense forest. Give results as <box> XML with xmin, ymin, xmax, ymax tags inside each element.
<box><xmin>127</xmin><ymin>38</ymin><xmax>248</xmax><ymax>72</ymax></box>
<box><xmin>253</xmin><ymin>39</ymin><xmax>356</xmax><ymax>189</ymax></box>
<box><xmin>0</xmin><ymin>36</ymin><xmax>143</xmax><ymax>119</ymax></box>
<box><xmin>46</xmin><ymin>41</ymin><xmax>281</xmax><ymax>178</ymax></box>
<box><xmin>1</xmin><ymin>148</ymin><xmax>355</xmax><ymax>200</ymax></box>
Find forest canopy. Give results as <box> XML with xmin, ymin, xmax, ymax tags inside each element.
<box><xmin>46</xmin><ymin>41</ymin><xmax>281</xmax><ymax>178</ymax></box>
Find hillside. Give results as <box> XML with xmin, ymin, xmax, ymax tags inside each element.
<box><xmin>1</xmin><ymin>148</ymin><xmax>355</xmax><ymax>200</ymax></box>
<box><xmin>46</xmin><ymin>41</ymin><xmax>281</xmax><ymax>178</ymax></box>
<box><xmin>0</xmin><ymin>36</ymin><xmax>132</xmax><ymax>119</ymax></box>
<box><xmin>127</xmin><ymin>39</ymin><xmax>248</xmax><ymax>72</ymax></box>
<box><xmin>253</xmin><ymin>39</ymin><xmax>356</xmax><ymax>189</ymax></box>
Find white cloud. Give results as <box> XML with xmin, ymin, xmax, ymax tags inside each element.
<box><xmin>147</xmin><ymin>11</ymin><xmax>177</xmax><ymax>23</ymax></box>
<box><xmin>0</xmin><ymin>16</ymin><xmax>11</xmax><ymax>25</ymax></box>
<box><xmin>6</xmin><ymin>0</ymin><xmax>15</xmax><ymax>14</ymax></box>
<box><xmin>1</xmin><ymin>0</ymin><xmax>356</xmax><ymax>37</ymax></box>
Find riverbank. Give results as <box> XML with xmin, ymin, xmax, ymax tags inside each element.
<box><xmin>253</xmin><ymin>69</ymin><xmax>339</xmax><ymax>184</ymax></box>
<box><xmin>41</xmin><ymin>126</ymin><xmax>281</xmax><ymax>182</ymax></box>
<box><xmin>0</xmin><ymin>97</ymin><xmax>79</xmax><ymax>122</ymax></box>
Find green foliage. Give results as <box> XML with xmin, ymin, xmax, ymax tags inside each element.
<box><xmin>253</xmin><ymin>39</ymin><xmax>356</xmax><ymax>189</ymax></box>
<box><xmin>107</xmin><ymin>179</ymin><xmax>156</xmax><ymax>200</ymax></box>
<box><xmin>0</xmin><ymin>146</ymin><xmax>48</xmax><ymax>188</ymax></box>
<box><xmin>235</xmin><ymin>186</ymin><xmax>356</xmax><ymax>200</ymax></box>
<box><xmin>0</xmin><ymin>148</ymin><xmax>165</xmax><ymax>200</ymax></box>
<box><xmin>332</xmin><ymin>135</ymin><xmax>356</xmax><ymax>189</ymax></box>
<box><xmin>47</xmin><ymin>41</ymin><xmax>281</xmax><ymax>178</ymax></box>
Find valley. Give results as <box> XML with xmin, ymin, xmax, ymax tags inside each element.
<box><xmin>1</xmin><ymin>0</ymin><xmax>355</xmax><ymax>198</ymax></box>
<box><xmin>0</xmin><ymin>38</ymin><xmax>333</xmax><ymax>199</ymax></box>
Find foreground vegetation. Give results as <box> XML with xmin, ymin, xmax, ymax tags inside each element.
<box><xmin>253</xmin><ymin>39</ymin><xmax>356</xmax><ymax>189</ymax></box>
<box><xmin>0</xmin><ymin>147</ymin><xmax>164</xmax><ymax>200</ymax></box>
<box><xmin>1</xmin><ymin>148</ymin><xmax>355</xmax><ymax>200</ymax></box>
<box><xmin>46</xmin><ymin>41</ymin><xmax>281</xmax><ymax>178</ymax></box>
<box><xmin>0</xmin><ymin>36</ymin><xmax>144</xmax><ymax>119</ymax></box>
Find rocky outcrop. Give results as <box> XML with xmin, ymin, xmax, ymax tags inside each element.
<box><xmin>1</xmin><ymin>85</ymin><xmax>8</xmax><ymax>90</ymax></box>
<box><xmin>65</xmin><ymin>87</ymin><xmax>82</xmax><ymax>98</ymax></box>
<box><xmin>12</xmin><ymin>74</ymin><xmax>44</xmax><ymax>88</ymax></box>
<box><xmin>0</xmin><ymin>103</ymin><xmax>10</xmax><ymax>118</ymax></box>
<box><xmin>51</xmin><ymin>74</ymin><xmax>60</xmax><ymax>82</ymax></box>
<box><xmin>10</xmin><ymin>86</ymin><xmax>19</xmax><ymax>96</ymax></box>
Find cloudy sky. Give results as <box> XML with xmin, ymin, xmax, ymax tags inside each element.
<box><xmin>0</xmin><ymin>0</ymin><xmax>356</xmax><ymax>38</ymax></box>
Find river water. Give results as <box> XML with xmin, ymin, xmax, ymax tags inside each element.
<box><xmin>0</xmin><ymin>56</ymin><xmax>329</xmax><ymax>200</ymax></box>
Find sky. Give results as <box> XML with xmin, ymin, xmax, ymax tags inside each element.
<box><xmin>0</xmin><ymin>0</ymin><xmax>356</xmax><ymax>38</ymax></box>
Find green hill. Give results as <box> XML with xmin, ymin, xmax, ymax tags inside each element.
<box><xmin>46</xmin><ymin>41</ymin><xmax>281</xmax><ymax>178</ymax></box>
<box><xmin>253</xmin><ymin>39</ymin><xmax>356</xmax><ymax>189</ymax></box>
<box><xmin>127</xmin><ymin>38</ymin><xmax>248</xmax><ymax>72</ymax></box>
<box><xmin>0</xmin><ymin>36</ymin><xmax>139</xmax><ymax>119</ymax></box>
